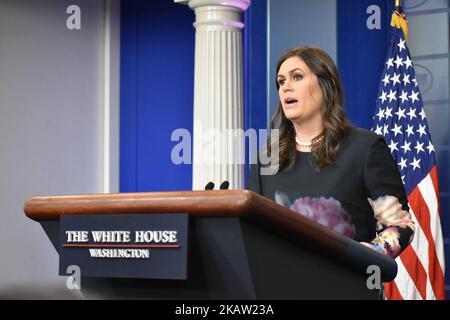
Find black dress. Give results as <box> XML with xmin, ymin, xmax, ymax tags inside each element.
<box><xmin>248</xmin><ymin>126</ymin><xmax>410</xmax><ymax>244</ymax></box>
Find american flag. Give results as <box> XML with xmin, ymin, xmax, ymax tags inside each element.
<box><xmin>371</xmin><ymin>11</ymin><xmax>446</xmax><ymax>300</ymax></box>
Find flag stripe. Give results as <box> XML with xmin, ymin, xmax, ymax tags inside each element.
<box><xmin>410</xmin><ymin>183</ymin><xmax>446</xmax><ymax>299</ymax></box>
<box><xmin>408</xmin><ymin>184</ymin><xmax>445</xmax><ymax>299</ymax></box>
<box><xmin>408</xmin><ymin>205</ymin><xmax>436</xmax><ymax>299</ymax></box>
<box><xmin>399</xmin><ymin>234</ymin><xmax>428</xmax><ymax>299</ymax></box>
<box><xmin>429</xmin><ymin>166</ymin><xmax>441</xmax><ymax>216</ymax></box>
<box><xmin>384</xmin><ymin>280</ymin><xmax>403</xmax><ymax>300</ymax></box>
<box><xmin>395</xmin><ymin>256</ymin><xmax>424</xmax><ymax>300</ymax></box>
<box><xmin>418</xmin><ymin>171</ymin><xmax>445</xmax><ymax>271</ymax></box>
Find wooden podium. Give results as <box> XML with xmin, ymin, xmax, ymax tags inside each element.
<box><xmin>24</xmin><ymin>189</ymin><xmax>397</xmax><ymax>299</ymax></box>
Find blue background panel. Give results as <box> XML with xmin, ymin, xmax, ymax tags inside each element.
<box><xmin>338</xmin><ymin>0</ymin><xmax>394</xmax><ymax>129</ymax></box>
<box><xmin>120</xmin><ymin>0</ymin><xmax>194</xmax><ymax>192</ymax></box>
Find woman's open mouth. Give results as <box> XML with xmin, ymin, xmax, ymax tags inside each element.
<box><xmin>284</xmin><ymin>98</ymin><xmax>298</xmax><ymax>107</ymax></box>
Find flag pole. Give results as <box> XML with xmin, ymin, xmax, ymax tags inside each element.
<box><xmin>395</xmin><ymin>0</ymin><xmax>403</xmax><ymax>12</ymax></box>
<box><xmin>392</xmin><ymin>0</ymin><xmax>408</xmax><ymax>40</ymax></box>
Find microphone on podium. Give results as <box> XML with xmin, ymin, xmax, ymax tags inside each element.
<box><xmin>204</xmin><ymin>182</ymin><xmax>215</xmax><ymax>190</ymax></box>
<box><xmin>219</xmin><ymin>181</ymin><xmax>230</xmax><ymax>190</ymax></box>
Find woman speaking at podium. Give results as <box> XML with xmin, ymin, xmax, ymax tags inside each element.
<box><xmin>249</xmin><ymin>46</ymin><xmax>415</xmax><ymax>259</ymax></box>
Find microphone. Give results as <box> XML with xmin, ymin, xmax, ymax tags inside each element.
<box><xmin>219</xmin><ymin>181</ymin><xmax>230</xmax><ymax>190</ymax></box>
<box><xmin>204</xmin><ymin>182</ymin><xmax>215</xmax><ymax>190</ymax></box>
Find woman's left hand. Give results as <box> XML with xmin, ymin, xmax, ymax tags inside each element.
<box><xmin>367</xmin><ymin>195</ymin><xmax>408</xmax><ymax>226</ymax></box>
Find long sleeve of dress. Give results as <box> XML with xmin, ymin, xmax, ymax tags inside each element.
<box><xmin>248</xmin><ymin>162</ymin><xmax>262</xmax><ymax>195</ymax></box>
<box><xmin>364</xmin><ymin>137</ymin><xmax>415</xmax><ymax>258</ymax></box>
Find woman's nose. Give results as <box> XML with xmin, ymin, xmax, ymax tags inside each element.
<box><xmin>283</xmin><ymin>81</ymin><xmax>293</xmax><ymax>92</ymax></box>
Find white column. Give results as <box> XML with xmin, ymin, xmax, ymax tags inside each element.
<box><xmin>175</xmin><ymin>0</ymin><xmax>250</xmax><ymax>190</ymax></box>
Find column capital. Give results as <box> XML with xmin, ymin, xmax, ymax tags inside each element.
<box><xmin>175</xmin><ymin>0</ymin><xmax>250</xmax><ymax>12</ymax></box>
<box><xmin>176</xmin><ymin>0</ymin><xmax>250</xmax><ymax>29</ymax></box>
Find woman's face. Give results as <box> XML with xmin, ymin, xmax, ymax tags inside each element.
<box><xmin>277</xmin><ymin>56</ymin><xmax>324</xmax><ymax>125</ymax></box>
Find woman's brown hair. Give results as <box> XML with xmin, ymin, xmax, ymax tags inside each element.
<box><xmin>268</xmin><ymin>46</ymin><xmax>349</xmax><ymax>172</ymax></box>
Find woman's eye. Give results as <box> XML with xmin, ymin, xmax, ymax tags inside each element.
<box><xmin>294</xmin><ymin>74</ymin><xmax>303</xmax><ymax>81</ymax></box>
<box><xmin>278</xmin><ymin>79</ymin><xmax>285</xmax><ymax>86</ymax></box>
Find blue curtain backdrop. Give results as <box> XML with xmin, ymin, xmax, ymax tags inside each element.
<box><xmin>337</xmin><ymin>0</ymin><xmax>394</xmax><ymax>129</ymax></box>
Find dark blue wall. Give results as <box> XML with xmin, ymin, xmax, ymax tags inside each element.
<box><xmin>120</xmin><ymin>0</ymin><xmax>194</xmax><ymax>192</ymax></box>
<box><xmin>337</xmin><ymin>0</ymin><xmax>394</xmax><ymax>129</ymax></box>
<box><xmin>244</xmin><ymin>0</ymin><xmax>268</xmax><ymax>185</ymax></box>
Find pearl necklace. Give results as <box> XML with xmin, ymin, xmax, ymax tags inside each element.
<box><xmin>295</xmin><ymin>135</ymin><xmax>323</xmax><ymax>147</ymax></box>
<box><xmin>295</xmin><ymin>136</ymin><xmax>312</xmax><ymax>147</ymax></box>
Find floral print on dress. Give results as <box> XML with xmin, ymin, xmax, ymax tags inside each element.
<box><xmin>275</xmin><ymin>191</ymin><xmax>356</xmax><ymax>238</ymax></box>
<box><xmin>275</xmin><ymin>192</ymin><xmax>415</xmax><ymax>259</ymax></box>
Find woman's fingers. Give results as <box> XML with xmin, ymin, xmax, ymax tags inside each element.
<box><xmin>368</xmin><ymin>195</ymin><xmax>407</xmax><ymax>225</ymax></box>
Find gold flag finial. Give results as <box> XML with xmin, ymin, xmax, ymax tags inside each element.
<box><xmin>391</xmin><ymin>0</ymin><xmax>408</xmax><ymax>41</ymax></box>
